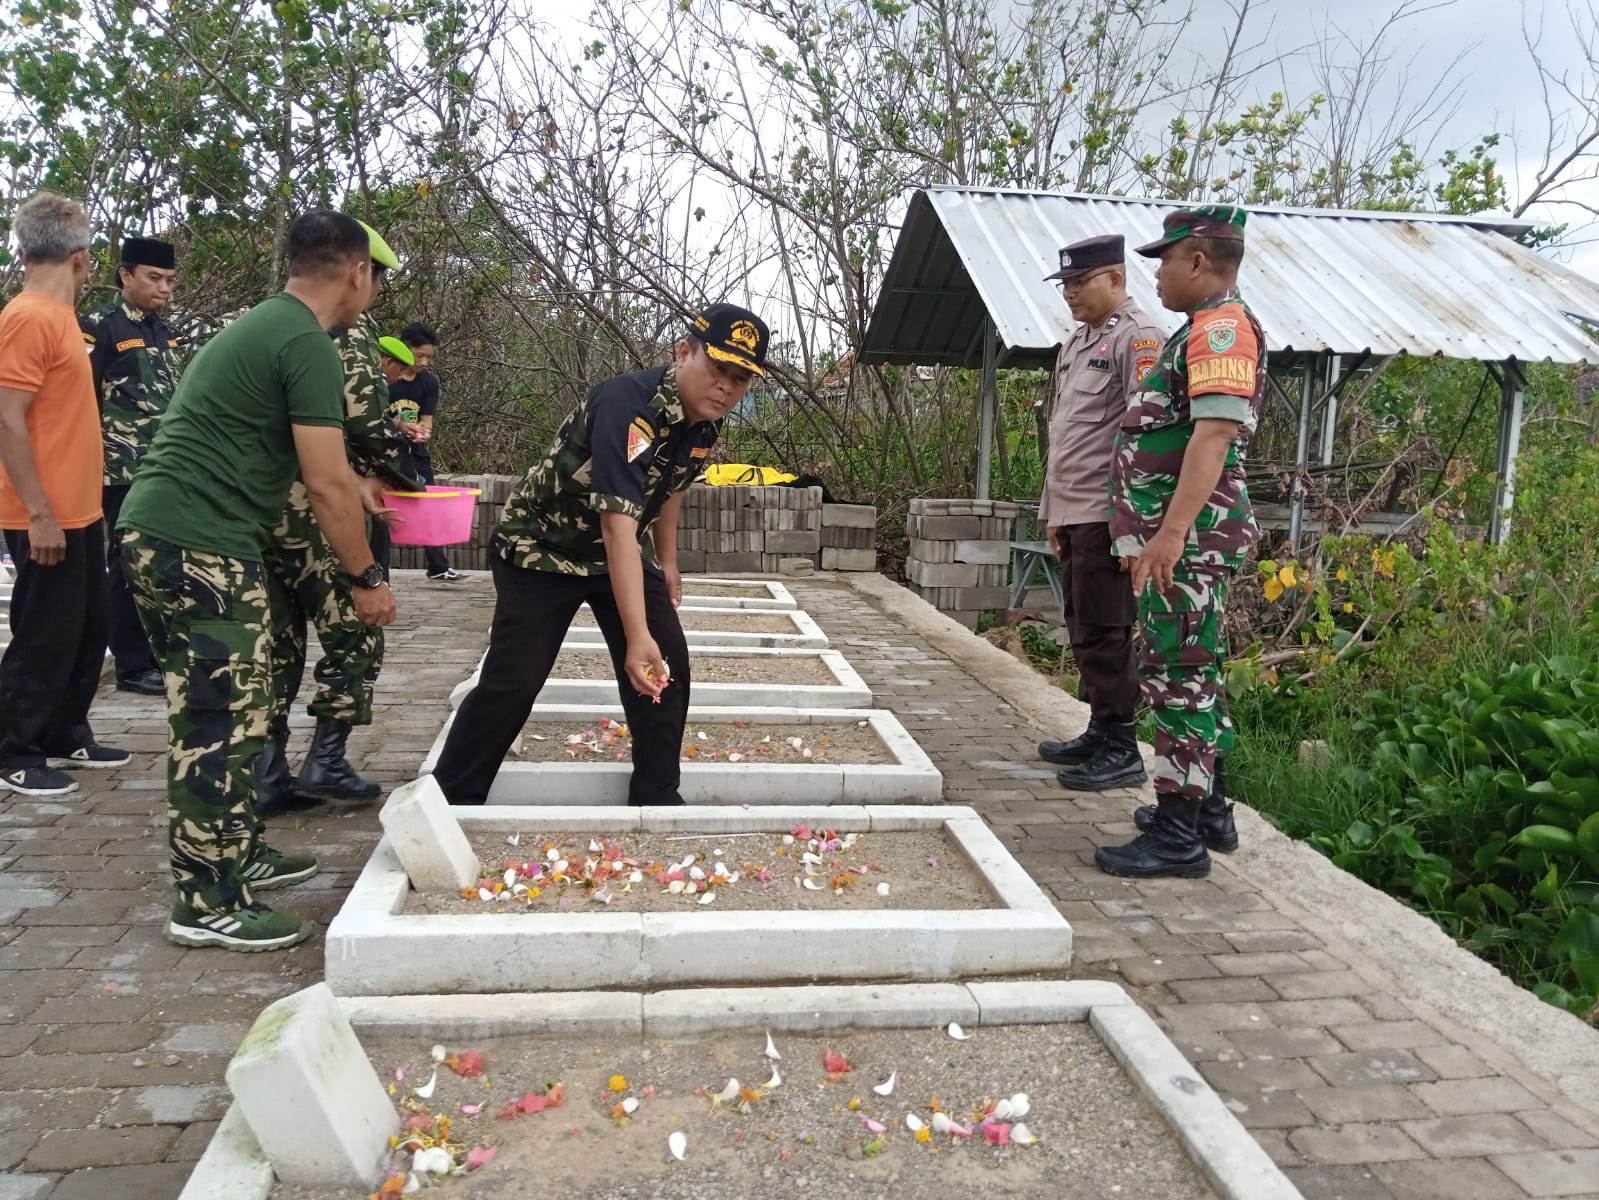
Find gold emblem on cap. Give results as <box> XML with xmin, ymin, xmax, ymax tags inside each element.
<box><xmin>728</xmin><ymin>319</ymin><xmax>760</xmax><ymax>354</ymax></box>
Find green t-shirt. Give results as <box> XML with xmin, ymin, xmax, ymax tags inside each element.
<box><xmin>119</xmin><ymin>292</ymin><xmax>345</xmax><ymax>561</ymax></box>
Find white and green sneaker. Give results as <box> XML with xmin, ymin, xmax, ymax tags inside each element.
<box><xmin>241</xmin><ymin>845</ymin><xmax>319</xmax><ymax>892</ymax></box>
<box><xmin>164</xmin><ymin>902</ymin><xmax>312</xmax><ymax>952</ymax></box>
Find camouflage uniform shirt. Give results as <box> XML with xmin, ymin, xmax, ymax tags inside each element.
<box><xmin>494</xmin><ymin>365</ymin><xmax>717</xmax><ymax>575</ymax></box>
<box><xmin>1109</xmin><ymin>287</ymin><xmax>1266</xmax><ymax>572</ymax></box>
<box><xmin>80</xmin><ymin>299</ymin><xmax>181</xmax><ymax>486</ymax></box>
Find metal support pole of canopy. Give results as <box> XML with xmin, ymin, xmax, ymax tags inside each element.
<box><xmin>976</xmin><ymin>319</ymin><xmax>997</xmax><ymax>500</ymax></box>
<box><xmin>1489</xmin><ymin>359</ymin><xmax>1527</xmax><ymax>545</ymax></box>
<box><xmin>1288</xmin><ymin>355</ymin><xmax>1318</xmax><ymax>550</ymax></box>
<box><xmin>1319</xmin><ymin>354</ymin><xmax>1342</xmax><ymax>467</ymax></box>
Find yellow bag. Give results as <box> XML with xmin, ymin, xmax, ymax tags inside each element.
<box><xmin>702</xmin><ymin>463</ymin><xmax>798</xmax><ymax>486</ymax></box>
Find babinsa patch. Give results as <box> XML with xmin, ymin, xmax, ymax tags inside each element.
<box><xmin>1207</xmin><ymin>326</ymin><xmax>1235</xmax><ymax>352</ymax></box>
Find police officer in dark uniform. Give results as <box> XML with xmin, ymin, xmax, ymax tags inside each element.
<box><xmin>1035</xmin><ymin>235</ymin><xmax>1166</xmax><ymax>790</ymax></box>
<box><xmin>431</xmin><ymin>303</ymin><xmax>770</xmax><ymax>806</ymax></box>
<box><xmin>80</xmin><ymin>236</ymin><xmax>181</xmax><ymax>695</ymax></box>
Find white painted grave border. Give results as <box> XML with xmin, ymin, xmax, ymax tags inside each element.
<box><xmin>562</xmin><ymin>605</ymin><xmax>828</xmax><ymax>649</ymax></box>
<box><xmin>324</xmin><ymin>803</ymin><xmax>1061</xmax><ymax>995</ymax></box>
<box><xmin>418</xmin><ymin>707</ymin><xmax>941</xmax><ymax>804</ymax></box>
<box><xmin>449</xmin><ymin>644</ymin><xmax>872</xmax><ymax>710</ymax></box>
<box><xmin>675</xmin><ymin>577</ymin><xmax>797</xmax><ymax>610</ymax></box>
<box><xmin>182</xmin><ymin>980</ymin><xmax>1300</xmax><ymax>1200</ymax></box>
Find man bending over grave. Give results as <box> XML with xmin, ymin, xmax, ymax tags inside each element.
<box><xmin>429</xmin><ymin>304</ymin><xmax>770</xmax><ymax>806</ymax></box>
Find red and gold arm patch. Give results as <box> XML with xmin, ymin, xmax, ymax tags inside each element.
<box><xmin>1186</xmin><ymin>305</ymin><xmax>1259</xmax><ymax>398</ymax></box>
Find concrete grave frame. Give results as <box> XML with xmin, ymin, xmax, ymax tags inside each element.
<box><xmin>448</xmin><ymin>645</ymin><xmax>873</xmax><ymax>710</ymax></box>
<box><xmin>418</xmin><ymin>707</ymin><xmax>942</xmax><ymax>804</ymax></box>
<box><xmin>324</xmin><ymin>804</ymin><xmax>1063</xmax><ymax>995</ymax></box>
<box><xmin>180</xmin><ymin>980</ymin><xmax>1300</xmax><ymax>1200</ymax></box>
<box><xmin>563</xmin><ymin>605</ymin><xmax>829</xmax><ymax>649</ymax></box>
<box><xmin>675</xmin><ymin>577</ymin><xmax>797</xmax><ymax>610</ymax></box>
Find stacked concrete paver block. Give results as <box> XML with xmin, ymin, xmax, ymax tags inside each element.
<box><xmin>905</xmin><ymin>498</ymin><xmax>1022</xmax><ymax>627</ymax></box>
<box><xmin>395</xmin><ymin>477</ymin><xmax>876</xmax><ymax>573</ymax></box>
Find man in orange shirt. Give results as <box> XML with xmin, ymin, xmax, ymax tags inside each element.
<box><xmin>0</xmin><ymin>192</ymin><xmax>132</xmax><ymax>796</ymax></box>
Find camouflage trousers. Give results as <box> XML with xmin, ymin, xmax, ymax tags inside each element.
<box><xmin>1138</xmin><ymin>565</ymin><xmax>1237</xmax><ymax>803</ymax></box>
<box><xmin>120</xmin><ymin>530</ymin><xmax>269</xmax><ymax>912</ymax></box>
<box><xmin>263</xmin><ymin>484</ymin><xmax>382</xmax><ymax>726</ymax></box>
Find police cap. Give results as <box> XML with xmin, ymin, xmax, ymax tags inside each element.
<box><xmin>1044</xmin><ymin>234</ymin><xmax>1124</xmax><ymax>282</ymax></box>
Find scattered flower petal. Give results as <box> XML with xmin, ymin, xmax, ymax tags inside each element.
<box><xmin>393</xmin><ymin>1066</ymin><xmax>406</xmax><ymax>1082</ymax></box>
<box><xmin>876</xmin><ymin>882</ymin><xmax>890</xmax><ymax>897</ymax></box>
<box><xmin>464</xmin><ymin>1144</ymin><xmax>497</xmax><ymax>1171</ymax></box>
<box><xmin>413</xmin><ymin>1068</ymin><xmax>438</xmax><ymax>1099</ymax></box>
<box><xmin>1008</xmin><ymin>1092</ymin><xmax>1030</xmax><ymax>1119</ymax></box>
<box><xmin>698</xmin><ymin>890</ymin><xmax>716</xmax><ymax>905</ymax></box>
<box><xmin>947</xmin><ymin>1022</ymin><xmax>969</xmax><ymax>1040</ymax></box>
<box><xmin>763</xmin><ymin>1065</ymin><xmax>782</xmax><ymax>1089</ymax></box>
<box><xmin>801</xmin><ymin>878</ymin><xmax>823</xmax><ymax>890</ymax></box>
<box><xmin>905</xmin><ymin>1113</ymin><xmax>924</xmax><ymax>1132</ymax></box>
<box><xmin>506</xmin><ymin>833</ymin><xmax>521</xmax><ymax>847</ymax></box>
<box><xmin>873</xmin><ymin>1071</ymin><xmax>896</xmax><ymax>1096</ymax></box>
<box><xmin>459</xmin><ymin>1103</ymin><xmax>482</xmax><ymax>1115</ymax></box>
<box><xmin>860</xmin><ymin>1115</ymin><xmax>886</xmax><ymax>1133</ymax></box>
<box><xmin>1011</xmin><ymin>1122</ymin><xmax>1039</xmax><ymax>1145</ymax></box>
<box><xmin>983</xmin><ymin>1121</ymin><xmax>1012</xmax><ymax>1145</ymax></box>
<box><xmin>932</xmin><ymin>1111</ymin><xmax>972</xmax><ymax>1138</ymax></box>
<box><xmin>668</xmin><ymin>1130</ymin><xmax>688</xmax><ymax>1160</ymax></box>
<box><xmin>764</xmin><ymin>1031</ymin><xmax>782</xmax><ymax>1061</ymax></box>
<box><xmin>621</xmin><ymin>1097</ymin><xmax>640</xmax><ymax>1115</ymax></box>
<box><xmin>609</xmin><ymin>1075</ymin><xmax>628</xmax><ymax>1092</ymax></box>
<box><xmin>715</xmin><ymin>1078</ymin><xmax>741</xmax><ymax>1104</ymax></box>
<box><xmin>412</xmin><ymin>1146</ymin><xmax>452</xmax><ymax>1176</ymax></box>
<box><xmin>445</xmin><ymin>1049</ymin><xmax>485</xmax><ymax>1077</ymax></box>
<box><xmin>822</xmin><ymin>1049</ymin><xmax>851</xmax><ymax>1074</ymax></box>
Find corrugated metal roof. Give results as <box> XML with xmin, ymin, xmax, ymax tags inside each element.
<box><xmin>861</xmin><ymin>187</ymin><xmax>1599</xmax><ymax>370</ymax></box>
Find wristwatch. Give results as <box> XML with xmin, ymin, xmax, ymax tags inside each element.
<box><xmin>350</xmin><ymin>563</ymin><xmax>387</xmax><ymax>590</ymax></box>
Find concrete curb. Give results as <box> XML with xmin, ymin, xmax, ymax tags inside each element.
<box><xmin>323</xmin><ymin>805</ymin><xmax>1070</xmax><ymax>995</ymax></box>
<box><xmin>182</xmin><ymin>980</ymin><xmax>1300</xmax><ymax>1200</ymax></box>
<box><xmin>418</xmin><ymin>707</ymin><xmax>943</xmax><ymax>804</ymax></box>
<box><xmin>844</xmin><ymin>573</ymin><xmax>1599</xmax><ymax>1119</ymax></box>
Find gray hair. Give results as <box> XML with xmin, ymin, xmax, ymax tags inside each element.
<box><xmin>13</xmin><ymin>191</ymin><xmax>90</xmax><ymax>264</ymax></box>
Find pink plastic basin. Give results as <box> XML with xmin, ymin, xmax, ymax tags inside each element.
<box><xmin>383</xmin><ymin>484</ymin><xmax>482</xmax><ymax>546</ymax></box>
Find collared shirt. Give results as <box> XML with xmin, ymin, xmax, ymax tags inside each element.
<box><xmin>493</xmin><ymin>365</ymin><xmax>719</xmax><ymax>575</ymax></box>
<box><xmin>1040</xmin><ymin>297</ymin><xmax>1166</xmax><ymax>527</ymax></box>
<box><xmin>80</xmin><ymin>298</ymin><xmax>182</xmax><ymax>487</ymax></box>
<box><xmin>1109</xmin><ymin>287</ymin><xmax>1267</xmax><ymax>572</ymax></box>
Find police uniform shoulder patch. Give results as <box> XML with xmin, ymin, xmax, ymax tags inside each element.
<box><xmin>1131</xmin><ymin>338</ymin><xmax>1160</xmax><ymax>352</ymax></box>
<box><xmin>1105</xmin><ymin>313</ymin><xmax>1121</xmax><ymax>328</ymax></box>
<box><xmin>1136</xmin><ymin>354</ymin><xmax>1158</xmax><ymax>381</ymax></box>
<box><xmin>627</xmin><ymin>423</ymin><xmax>652</xmax><ymax>463</ymax></box>
<box><xmin>115</xmin><ymin>337</ymin><xmax>146</xmax><ymax>352</ymax></box>
<box><xmin>690</xmin><ymin>445</ymin><xmax>710</xmax><ymax>459</ymax></box>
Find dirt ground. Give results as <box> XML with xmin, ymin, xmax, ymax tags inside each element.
<box><xmin>548</xmin><ymin>649</ymin><xmax>837</xmax><ymax>686</ymax></box>
<box><xmin>274</xmin><ymin>1026</ymin><xmax>1216</xmax><ymax>1200</ymax></box>
<box><xmin>681</xmin><ymin>584</ymin><xmax>777</xmax><ymax>599</ymax></box>
<box><xmin>511</xmin><ymin>720</ymin><xmax>891</xmax><ymax>764</ymax></box>
<box><xmin>405</xmin><ymin>827</ymin><xmax>996</xmax><ymax>913</ymax></box>
<box><xmin>571</xmin><ymin>609</ymin><xmax>799</xmax><ymax>634</ymax></box>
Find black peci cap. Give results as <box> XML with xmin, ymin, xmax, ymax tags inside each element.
<box><xmin>119</xmin><ymin>236</ymin><xmax>176</xmax><ymax>270</ymax></box>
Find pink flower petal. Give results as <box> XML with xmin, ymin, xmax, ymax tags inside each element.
<box><xmin>460</xmin><ymin>1103</ymin><xmax>483</xmax><ymax>1115</ymax></box>
<box><xmin>984</xmin><ymin>1121</ymin><xmax>1012</xmax><ymax>1145</ymax></box>
<box><xmin>464</xmin><ymin>1144</ymin><xmax>497</xmax><ymax>1171</ymax></box>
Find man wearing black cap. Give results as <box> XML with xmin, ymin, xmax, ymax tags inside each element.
<box><xmin>80</xmin><ymin>235</ymin><xmax>182</xmax><ymax>696</ymax></box>
<box><xmin>1035</xmin><ymin>235</ymin><xmax>1167</xmax><ymax>792</ymax></box>
<box><xmin>430</xmin><ymin>302</ymin><xmax>770</xmax><ymax>807</ymax></box>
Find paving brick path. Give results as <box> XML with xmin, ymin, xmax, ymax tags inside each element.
<box><xmin>1</xmin><ymin>573</ymin><xmax>1596</xmax><ymax>1199</ymax></box>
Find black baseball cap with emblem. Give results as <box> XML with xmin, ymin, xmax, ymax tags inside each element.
<box><xmin>687</xmin><ymin>302</ymin><xmax>770</xmax><ymax>376</ymax></box>
<box><xmin>119</xmin><ymin>236</ymin><xmax>176</xmax><ymax>270</ymax></box>
<box><xmin>1044</xmin><ymin>234</ymin><xmax>1124</xmax><ymax>282</ymax></box>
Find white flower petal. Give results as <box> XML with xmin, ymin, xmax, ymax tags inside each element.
<box><xmin>872</xmin><ymin>1071</ymin><xmax>896</xmax><ymax>1096</ymax></box>
<box><xmin>1011</xmin><ymin>1122</ymin><xmax>1039</xmax><ymax>1145</ymax></box>
<box><xmin>589</xmin><ymin>838</ymin><xmax>604</xmax><ymax>853</ymax></box>
<box><xmin>430</xmin><ymin>1044</ymin><xmax>446</xmax><ymax>1062</ymax></box>
<box><xmin>546</xmin><ymin>848</ymin><xmax>561</xmax><ymax>861</ymax></box>
<box><xmin>876</xmin><ymin>882</ymin><xmax>891</xmax><ymax>897</ymax></box>
<box><xmin>668</xmin><ymin>1130</ymin><xmax>687</xmax><ymax>1160</ymax></box>
<box><xmin>503</xmin><ymin>868</ymin><xmax>516</xmax><ymax>888</ymax></box>
<box><xmin>621</xmin><ymin>1097</ymin><xmax>640</xmax><ymax>1114</ymax></box>
<box><xmin>554</xmin><ymin>859</ymin><xmax>568</xmax><ymax>873</ymax></box>
<box><xmin>905</xmin><ymin>1113</ymin><xmax>924</xmax><ymax>1131</ymax></box>
<box><xmin>629</xmin><ymin>869</ymin><xmax>643</xmax><ymax>883</ymax></box>
<box><xmin>947</xmin><ymin>1021</ymin><xmax>969</xmax><ymax>1040</ymax></box>
<box><xmin>689</xmin><ymin>866</ymin><xmax>706</xmax><ymax>881</ymax></box>
<box><xmin>413</xmin><ymin>1068</ymin><xmax>438</xmax><ymax>1099</ymax></box>
<box><xmin>992</xmin><ymin>1098</ymin><xmax>1013</xmax><ymax>1121</ymax></box>
<box><xmin>698</xmin><ymin>890</ymin><xmax>716</xmax><ymax>905</ymax></box>
<box><xmin>764</xmin><ymin>1031</ymin><xmax>781</xmax><ymax>1061</ymax></box>
<box><xmin>667</xmin><ymin>880</ymin><xmax>686</xmax><ymax>894</ymax></box>
<box><xmin>802</xmin><ymin>878</ymin><xmax>823</xmax><ymax>890</ymax></box>
<box><xmin>1008</xmin><ymin>1092</ymin><xmax>1031</xmax><ymax>1119</ymax></box>
<box><xmin>715</xmin><ymin>1078</ymin><xmax>740</xmax><ymax>1102</ymax></box>
<box><xmin>763</xmin><ymin>1065</ymin><xmax>782</xmax><ymax>1089</ymax></box>
<box><xmin>413</xmin><ymin>1146</ymin><xmax>452</xmax><ymax>1176</ymax></box>
<box><xmin>505</xmin><ymin>834</ymin><xmax>520</xmax><ymax>846</ymax></box>
<box><xmin>477</xmin><ymin>887</ymin><xmax>493</xmax><ymax>902</ymax></box>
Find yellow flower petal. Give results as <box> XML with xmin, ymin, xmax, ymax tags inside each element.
<box><xmin>1278</xmin><ymin>564</ymin><xmax>1297</xmax><ymax>588</ymax></box>
<box><xmin>1263</xmin><ymin>577</ymin><xmax>1285</xmax><ymax>602</ymax></box>
<box><xmin>1335</xmin><ymin>567</ymin><xmax>1348</xmax><ymax>582</ymax></box>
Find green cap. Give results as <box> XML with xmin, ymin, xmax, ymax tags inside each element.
<box><xmin>1135</xmin><ymin>204</ymin><xmax>1247</xmax><ymax>258</ymax></box>
<box><xmin>378</xmin><ymin>335</ymin><xmax>414</xmax><ymax>365</ymax></box>
<box><xmin>359</xmin><ymin>219</ymin><xmax>401</xmax><ymax>270</ymax></box>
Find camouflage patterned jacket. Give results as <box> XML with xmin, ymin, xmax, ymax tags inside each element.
<box><xmin>1109</xmin><ymin>288</ymin><xmax>1266</xmax><ymax>573</ymax></box>
<box><xmin>494</xmin><ymin>365</ymin><xmax>717</xmax><ymax>575</ymax></box>
<box><xmin>80</xmin><ymin>299</ymin><xmax>182</xmax><ymax>487</ymax></box>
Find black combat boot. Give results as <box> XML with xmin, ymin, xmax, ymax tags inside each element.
<box><xmin>292</xmin><ymin>717</ymin><xmax>381</xmax><ymax>805</ymax></box>
<box><xmin>253</xmin><ymin>716</ymin><xmax>319</xmax><ymax>820</ymax></box>
<box><xmin>1133</xmin><ymin>757</ymin><xmax>1238</xmax><ymax>852</ymax></box>
<box><xmin>1094</xmin><ymin>793</ymin><xmax>1211</xmax><ymax>878</ymax></box>
<box><xmin>1038</xmin><ymin>719</ymin><xmax>1106</xmax><ymax>766</ymax></box>
<box><xmin>1056</xmin><ymin>720</ymin><xmax>1146</xmax><ymax>791</ymax></box>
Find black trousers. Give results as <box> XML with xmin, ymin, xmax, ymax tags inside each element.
<box><xmin>1055</xmin><ymin>522</ymin><xmax>1139</xmax><ymax>723</ymax></box>
<box><xmin>0</xmin><ymin>523</ymin><xmax>109</xmax><ymax>769</ymax></box>
<box><xmin>102</xmin><ymin>484</ymin><xmax>157</xmax><ymax>678</ymax></box>
<box><xmin>369</xmin><ymin>442</ymin><xmax>450</xmax><ymax>576</ymax></box>
<box><xmin>431</xmin><ymin>557</ymin><xmax>691</xmax><ymax>805</ymax></box>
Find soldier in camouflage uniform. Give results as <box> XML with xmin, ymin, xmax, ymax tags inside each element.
<box><xmin>431</xmin><ymin>303</ymin><xmax>770</xmax><ymax>806</ymax></box>
<box><xmin>81</xmin><ymin>236</ymin><xmax>182</xmax><ymax>695</ymax></box>
<box><xmin>254</xmin><ymin>226</ymin><xmax>426</xmax><ymax>819</ymax></box>
<box><xmin>119</xmin><ymin>210</ymin><xmax>397</xmax><ymax>951</ymax></box>
<box><xmin>1096</xmin><ymin>205</ymin><xmax>1263</xmax><ymax>879</ymax></box>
